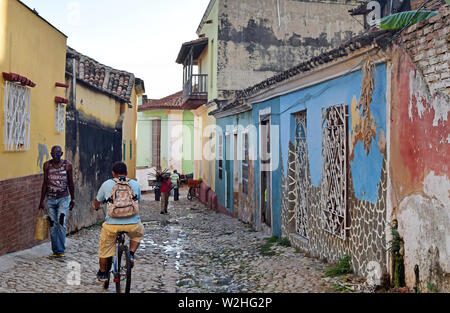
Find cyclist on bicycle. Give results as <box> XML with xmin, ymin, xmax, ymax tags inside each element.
<box><xmin>91</xmin><ymin>162</ymin><xmax>144</xmax><ymax>282</ymax></box>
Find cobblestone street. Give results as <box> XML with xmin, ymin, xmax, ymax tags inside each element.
<box><xmin>0</xmin><ymin>188</ymin><xmax>367</xmax><ymax>293</ymax></box>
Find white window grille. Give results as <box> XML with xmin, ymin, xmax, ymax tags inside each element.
<box><xmin>321</xmin><ymin>104</ymin><xmax>349</xmax><ymax>240</ymax></box>
<box><xmin>3</xmin><ymin>81</ymin><xmax>31</xmax><ymax>151</ymax></box>
<box><xmin>288</xmin><ymin>111</ymin><xmax>309</xmax><ymax>239</ymax></box>
<box><xmin>55</xmin><ymin>102</ymin><xmax>66</xmax><ymax>133</ymax></box>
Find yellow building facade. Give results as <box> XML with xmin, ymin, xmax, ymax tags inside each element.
<box><xmin>0</xmin><ymin>0</ymin><xmax>67</xmax><ymax>256</ymax></box>
<box><xmin>0</xmin><ymin>0</ymin><xmax>143</xmax><ymax>255</ymax></box>
<box><xmin>64</xmin><ymin>47</ymin><xmax>144</xmax><ymax>232</ymax></box>
<box><xmin>65</xmin><ymin>47</ymin><xmax>142</xmax><ymax>180</ymax></box>
<box><xmin>0</xmin><ymin>0</ymin><xmax>67</xmax><ymax>180</ymax></box>
<box><xmin>69</xmin><ymin>83</ymin><xmax>139</xmax><ymax>178</ymax></box>
<box><xmin>178</xmin><ymin>0</ymin><xmax>219</xmax><ymax>190</ymax></box>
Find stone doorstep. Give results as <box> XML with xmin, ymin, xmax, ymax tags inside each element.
<box><xmin>0</xmin><ymin>239</ymin><xmax>76</xmax><ymax>273</ymax></box>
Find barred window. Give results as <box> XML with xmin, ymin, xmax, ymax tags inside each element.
<box><xmin>55</xmin><ymin>103</ymin><xmax>66</xmax><ymax>133</ymax></box>
<box><xmin>321</xmin><ymin>104</ymin><xmax>349</xmax><ymax>240</ymax></box>
<box><xmin>288</xmin><ymin>110</ymin><xmax>309</xmax><ymax>239</ymax></box>
<box><xmin>3</xmin><ymin>82</ymin><xmax>31</xmax><ymax>151</ymax></box>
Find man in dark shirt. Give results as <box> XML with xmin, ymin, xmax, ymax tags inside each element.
<box><xmin>38</xmin><ymin>146</ymin><xmax>75</xmax><ymax>259</ymax></box>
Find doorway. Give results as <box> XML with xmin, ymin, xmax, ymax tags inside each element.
<box><xmin>225</xmin><ymin>133</ymin><xmax>232</xmax><ymax>210</ymax></box>
<box><xmin>260</xmin><ymin>116</ymin><xmax>271</xmax><ymax>227</ymax></box>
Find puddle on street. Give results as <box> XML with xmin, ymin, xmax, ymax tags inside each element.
<box><xmin>139</xmin><ymin>224</ymin><xmax>186</xmax><ymax>271</ymax></box>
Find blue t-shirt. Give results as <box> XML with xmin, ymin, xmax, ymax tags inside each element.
<box><xmin>96</xmin><ymin>178</ymin><xmax>141</xmax><ymax>225</ymax></box>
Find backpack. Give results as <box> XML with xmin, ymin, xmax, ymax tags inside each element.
<box><xmin>107</xmin><ymin>178</ymin><xmax>139</xmax><ymax>218</ymax></box>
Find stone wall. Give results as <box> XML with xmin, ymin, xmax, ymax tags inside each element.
<box><xmin>281</xmin><ymin>143</ymin><xmax>388</xmax><ymax>278</ymax></box>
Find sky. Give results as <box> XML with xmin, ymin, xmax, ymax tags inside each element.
<box><xmin>21</xmin><ymin>0</ymin><xmax>211</xmax><ymax>99</ymax></box>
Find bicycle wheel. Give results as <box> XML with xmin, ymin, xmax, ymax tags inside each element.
<box><xmin>115</xmin><ymin>244</ymin><xmax>132</xmax><ymax>293</ymax></box>
<box><xmin>187</xmin><ymin>187</ymin><xmax>193</xmax><ymax>201</ymax></box>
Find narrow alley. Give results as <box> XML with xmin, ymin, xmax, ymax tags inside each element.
<box><xmin>1</xmin><ymin>0</ymin><xmax>449</xmax><ymax>296</ymax></box>
<box><xmin>0</xmin><ymin>188</ymin><xmax>368</xmax><ymax>293</ymax></box>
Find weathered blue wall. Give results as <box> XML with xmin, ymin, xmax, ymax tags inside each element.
<box><xmin>274</xmin><ymin>63</ymin><xmax>388</xmax><ymax>276</ymax></box>
<box><xmin>215</xmin><ymin>115</ymin><xmax>234</xmax><ymax>214</ymax></box>
<box><xmin>215</xmin><ymin>64</ymin><xmax>387</xmax><ymax>239</ymax></box>
<box><xmin>215</xmin><ymin>111</ymin><xmax>254</xmax><ymax>218</ymax></box>
<box><xmin>279</xmin><ymin>64</ymin><xmax>387</xmax><ymax>203</ymax></box>
<box><xmin>252</xmin><ymin>97</ymin><xmax>282</xmax><ymax>237</ymax></box>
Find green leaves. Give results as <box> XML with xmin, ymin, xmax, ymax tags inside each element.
<box><xmin>324</xmin><ymin>255</ymin><xmax>352</xmax><ymax>277</ymax></box>
<box><xmin>378</xmin><ymin>11</ymin><xmax>439</xmax><ymax>30</ymax></box>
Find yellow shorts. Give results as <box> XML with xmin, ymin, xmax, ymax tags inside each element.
<box><xmin>98</xmin><ymin>222</ymin><xmax>144</xmax><ymax>258</ymax></box>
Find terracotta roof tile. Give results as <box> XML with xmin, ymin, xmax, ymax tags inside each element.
<box><xmin>66</xmin><ymin>46</ymin><xmax>135</xmax><ymax>102</ymax></box>
<box><xmin>138</xmin><ymin>91</ymin><xmax>184</xmax><ymax>111</ymax></box>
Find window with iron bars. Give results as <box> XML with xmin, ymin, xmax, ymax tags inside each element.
<box><xmin>55</xmin><ymin>102</ymin><xmax>65</xmax><ymax>133</ymax></box>
<box><xmin>3</xmin><ymin>82</ymin><xmax>31</xmax><ymax>151</ymax></box>
<box><xmin>321</xmin><ymin>104</ymin><xmax>349</xmax><ymax>240</ymax></box>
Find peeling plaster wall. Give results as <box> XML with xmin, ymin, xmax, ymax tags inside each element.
<box><xmin>274</xmin><ymin>63</ymin><xmax>388</xmax><ymax>277</ymax></box>
<box><xmin>65</xmin><ymin>78</ymin><xmax>123</xmax><ymax>233</ymax></box>
<box><xmin>390</xmin><ymin>44</ymin><xmax>450</xmax><ymax>292</ymax></box>
<box><xmin>65</xmin><ymin>109</ymin><xmax>122</xmax><ymax>234</ymax></box>
<box><xmin>215</xmin><ymin>111</ymin><xmax>257</xmax><ymax>226</ymax></box>
<box><xmin>216</xmin><ymin>0</ymin><xmax>363</xmax><ymax>98</ymax></box>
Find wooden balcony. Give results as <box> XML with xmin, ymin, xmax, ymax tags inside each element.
<box><xmin>181</xmin><ymin>74</ymin><xmax>208</xmax><ymax>110</ymax></box>
<box><xmin>177</xmin><ymin>37</ymin><xmax>209</xmax><ymax>110</ymax></box>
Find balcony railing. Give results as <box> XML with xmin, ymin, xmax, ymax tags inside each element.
<box><xmin>183</xmin><ymin>74</ymin><xmax>208</xmax><ymax>99</ymax></box>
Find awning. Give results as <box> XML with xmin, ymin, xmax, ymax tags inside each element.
<box><xmin>176</xmin><ymin>37</ymin><xmax>209</xmax><ymax>64</ymax></box>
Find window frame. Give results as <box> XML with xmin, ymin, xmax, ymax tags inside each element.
<box><xmin>55</xmin><ymin>102</ymin><xmax>66</xmax><ymax>133</ymax></box>
<box><xmin>3</xmin><ymin>81</ymin><xmax>31</xmax><ymax>151</ymax></box>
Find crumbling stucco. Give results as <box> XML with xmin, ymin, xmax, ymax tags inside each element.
<box><xmin>390</xmin><ymin>45</ymin><xmax>450</xmax><ymax>292</ymax></box>
<box><xmin>216</xmin><ymin>0</ymin><xmax>363</xmax><ymax>98</ymax></box>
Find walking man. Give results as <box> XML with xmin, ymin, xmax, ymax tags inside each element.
<box><xmin>92</xmin><ymin>161</ymin><xmax>144</xmax><ymax>282</ymax></box>
<box><xmin>170</xmin><ymin>170</ymin><xmax>180</xmax><ymax>201</ymax></box>
<box><xmin>160</xmin><ymin>174</ymin><xmax>171</xmax><ymax>214</ymax></box>
<box><xmin>38</xmin><ymin>145</ymin><xmax>75</xmax><ymax>259</ymax></box>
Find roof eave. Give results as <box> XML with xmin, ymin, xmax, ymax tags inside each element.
<box><xmin>196</xmin><ymin>0</ymin><xmax>217</xmax><ymax>35</ymax></box>
<box><xmin>176</xmin><ymin>38</ymin><xmax>209</xmax><ymax>64</ymax></box>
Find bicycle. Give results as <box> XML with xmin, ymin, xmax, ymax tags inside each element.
<box><xmin>103</xmin><ymin>231</ymin><xmax>132</xmax><ymax>293</ymax></box>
